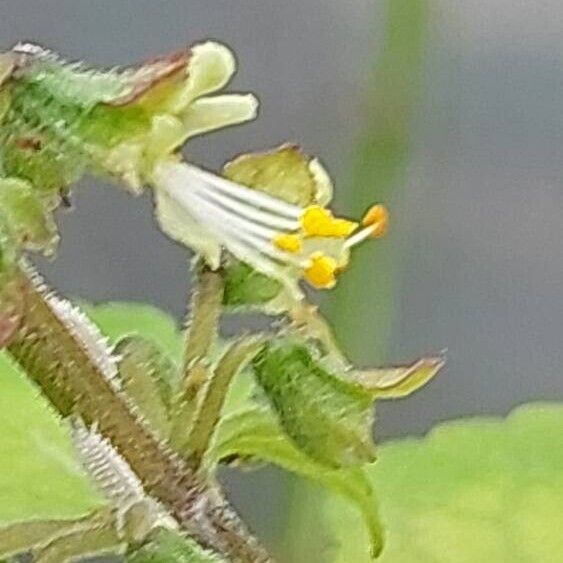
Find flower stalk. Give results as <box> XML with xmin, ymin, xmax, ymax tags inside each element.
<box><xmin>0</xmin><ymin>264</ymin><xmax>272</xmax><ymax>563</ymax></box>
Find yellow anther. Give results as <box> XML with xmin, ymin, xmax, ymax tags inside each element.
<box><xmin>301</xmin><ymin>205</ymin><xmax>358</xmax><ymax>238</ymax></box>
<box><xmin>274</xmin><ymin>233</ymin><xmax>302</xmax><ymax>253</ymax></box>
<box><xmin>362</xmin><ymin>204</ymin><xmax>389</xmax><ymax>238</ymax></box>
<box><xmin>303</xmin><ymin>252</ymin><xmax>339</xmax><ymax>289</ymax></box>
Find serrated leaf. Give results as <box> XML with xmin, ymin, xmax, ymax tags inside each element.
<box><xmin>115</xmin><ymin>336</ymin><xmax>176</xmax><ymax>437</ymax></box>
<box><xmin>127</xmin><ymin>528</ymin><xmax>224</xmax><ymax>563</ymax></box>
<box><xmin>208</xmin><ymin>408</ymin><xmax>382</xmax><ymax>558</ymax></box>
<box><xmin>0</xmin><ymin>353</ymin><xmax>105</xmax><ymax>523</ymax></box>
<box><xmin>83</xmin><ymin>302</ymin><xmax>182</xmax><ymax>362</ymax></box>
<box><xmin>349</xmin><ymin>356</ymin><xmax>444</xmax><ymax>399</ymax></box>
<box><xmin>252</xmin><ymin>340</ymin><xmax>376</xmax><ymax>468</ymax></box>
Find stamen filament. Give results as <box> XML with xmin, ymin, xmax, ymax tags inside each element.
<box><xmin>189</xmin><ymin>189</ymin><xmax>281</xmax><ymax>241</ymax></box>
<box><xmin>195</xmin><ymin>183</ymin><xmax>300</xmax><ymax>231</ymax></box>
<box><xmin>182</xmin><ymin>163</ymin><xmax>302</xmax><ymax>218</ymax></box>
<box><xmin>344</xmin><ymin>226</ymin><xmax>376</xmax><ymax>248</ymax></box>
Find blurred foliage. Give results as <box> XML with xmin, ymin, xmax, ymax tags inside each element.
<box><xmin>325</xmin><ymin>403</ymin><xmax>563</xmax><ymax>563</ymax></box>
<box><xmin>329</xmin><ymin>0</ymin><xmax>431</xmax><ymax>364</ymax></box>
<box><xmin>0</xmin><ymin>353</ymin><xmax>103</xmax><ymax>523</ymax></box>
<box><xmin>0</xmin><ymin>321</ymin><xmax>561</xmax><ymax>562</ymax></box>
<box><xmin>83</xmin><ymin>301</ymin><xmax>183</xmax><ymax>361</ymax></box>
<box><xmin>0</xmin><ymin>302</ymin><xmax>560</xmax><ymax>562</ymax></box>
<box><xmin>286</xmin><ymin>0</ymin><xmax>432</xmax><ymax>558</ymax></box>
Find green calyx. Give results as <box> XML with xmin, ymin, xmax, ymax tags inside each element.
<box><xmin>0</xmin><ymin>42</ymin><xmax>257</xmax><ymax>260</ymax></box>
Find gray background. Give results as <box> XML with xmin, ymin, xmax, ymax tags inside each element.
<box><xmin>2</xmin><ymin>0</ymin><xmax>563</xmax><ymax>541</ymax></box>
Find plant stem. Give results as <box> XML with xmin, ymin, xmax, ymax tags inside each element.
<box><xmin>185</xmin><ymin>336</ymin><xmax>265</xmax><ymax>468</ymax></box>
<box><xmin>170</xmin><ymin>266</ymin><xmax>225</xmax><ymax>448</ymax></box>
<box><xmin>289</xmin><ymin>301</ymin><xmax>348</xmax><ymax>367</ymax></box>
<box><xmin>183</xmin><ymin>267</ymin><xmax>224</xmax><ymax>372</ymax></box>
<box><xmin>2</xmin><ymin>265</ymin><xmax>272</xmax><ymax>563</ymax></box>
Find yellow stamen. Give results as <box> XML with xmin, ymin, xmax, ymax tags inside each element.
<box><xmin>362</xmin><ymin>204</ymin><xmax>389</xmax><ymax>238</ymax></box>
<box><xmin>303</xmin><ymin>252</ymin><xmax>339</xmax><ymax>289</ymax></box>
<box><xmin>274</xmin><ymin>233</ymin><xmax>302</xmax><ymax>253</ymax></box>
<box><xmin>301</xmin><ymin>205</ymin><xmax>358</xmax><ymax>238</ymax></box>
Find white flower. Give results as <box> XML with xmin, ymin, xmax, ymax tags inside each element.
<box><xmin>151</xmin><ymin>159</ymin><xmax>388</xmax><ymax>300</ymax></box>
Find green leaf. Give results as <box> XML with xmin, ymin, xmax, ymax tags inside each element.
<box><xmin>0</xmin><ymin>353</ymin><xmax>104</xmax><ymax>523</ymax></box>
<box><xmin>320</xmin><ymin>402</ymin><xmax>563</xmax><ymax>562</ymax></box>
<box><xmin>127</xmin><ymin>528</ymin><xmax>224</xmax><ymax>563</ymax></box>
<box><xmin>0</xmin><ymin>508</ymin><xmax>122</xmax><ymax>561</ymax></box>
<box><xmin>208</xmin><ymin>408</ymin><xmax>382</xmax><ymax>558</ymax></box>
<box><xmin>83</xmin><ymin>302</ymin><xmax>182</xmax><ymax>361</ymax></box>
<box><xmin>252</xmin><ymin>339</ymin><xmax>376</xmax><ymax>468</ymax></box>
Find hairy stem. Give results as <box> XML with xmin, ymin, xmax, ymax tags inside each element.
<box><xmin>170</xmin><ymin>267</ymin><xmax>225</xmax><ymax>448</ymax></box>
<box><xmin>1</xmin><ymin>265</ymin><xmax>272</xmax><ymax>563</ymax></box>
<box><xmin>185</xmin><ymin>336</ymin><xmax>265</xmax><ymax>468</ymax></box>
<box><xmin>183</xmin><ymin>267</ymin><xmax>224</xmax><ymax>372</ymax></box>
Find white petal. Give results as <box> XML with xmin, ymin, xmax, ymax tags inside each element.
<box><xmin>181</xmin><ymin>94</ymin><xmax>259</xmax><ymax>139</ymax></box>
<box><xmin>153</xmin><ymin>188</ymin><xmax>222</xmax><ymax>268</ymax></box>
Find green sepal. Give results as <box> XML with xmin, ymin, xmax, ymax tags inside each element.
<box><xmin>222</xmin><ymin>259</ymin><xmax>283</xmax><ymax>310</ymax></box>
<box><xmin>223</xmin><ymin>143</ymin><xmax>332</xmax><ymax>207</ymax></box>
<box><xmin>0</xmin><ymin>177</ymin><xmax>58</xmax><ymax>255</ymax></box>
<box><xmin>114</xmin><ymin>336</ymin><xmax>178</xmax><ymax>438</ymax></box>
<box><xmin>207</xmin><ymin>408</ymin><xmax>383</xmax><ymax>558</ymax></box>
<box><xmin>252</xmin><ymin>339</ymin><xmax>376</xmax><ymax>468</ymax></box>
<box><xmin>349</xmin><ymin>356</ymin><xmax>444</xmax><ymax>399</ymax></box>
<box><xmin>127</xmin><ymin>528</ymin><xmax>225</xmax><ymax>563</ymax></box>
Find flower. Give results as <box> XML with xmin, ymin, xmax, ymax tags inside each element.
<box><xmin>151</xmin><ymin>158</ymin><xmax>388</xmax><ymax>299</ymax></box>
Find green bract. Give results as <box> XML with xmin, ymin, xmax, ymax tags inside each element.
<box><xmin>252</xmin><ymin>339</ymin><xmax>377</xmax><ymax>468</ymax></box>
<box><xmin>251</xmin><ymin>339</ymin><xmax>443</xmax><ymax>468</ymax></box>
<box><xmin>208</xmin><ymin>407</ymin><xmax>384</xmax><ymax>557</ymax></box>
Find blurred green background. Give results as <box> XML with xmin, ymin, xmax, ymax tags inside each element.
<box><xmin>2</xmin><ymin>0</ymin><xmax>563</xmax><ymax>560</ymax></box>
